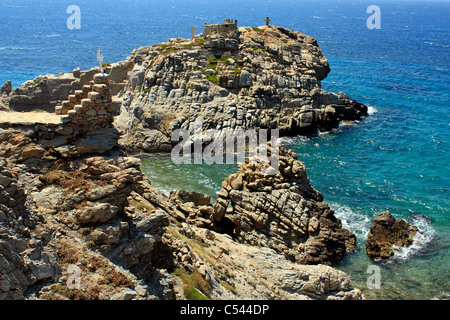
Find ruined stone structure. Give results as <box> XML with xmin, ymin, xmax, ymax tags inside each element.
<box><xmin>203</xmin><ymin>18</ymin><xmax>238</xmax><ymax>38</ymax></box>
<box><xmin>55</xmin><ymin>73</ymin><xmax>118</xmax><ymax>126</ymax></box>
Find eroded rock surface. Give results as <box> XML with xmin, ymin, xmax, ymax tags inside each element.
<box><xmin>211</xmin><ymin>145</ymin><xmax>356</xmax><ymax>265</ymax></box>
<box><xmin>0</xmin><ymin>126</ymin><xmax>176</xmax><ymax>299</ymax></box>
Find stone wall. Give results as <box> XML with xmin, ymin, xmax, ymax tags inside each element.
<box><xmin>203</xmin><ymin>19</ymin><xmax>238</xmax><ymax>38</ymax></box>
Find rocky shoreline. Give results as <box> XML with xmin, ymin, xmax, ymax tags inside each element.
<box><xmin>0</xmin><ymin>121</ymin><xmax>364</xmax><ymax>300</ymax></box>
<box><xmin>0</xmin><ymin>23</ymin><xmax>410</xmax><ymax>301</ymax></box>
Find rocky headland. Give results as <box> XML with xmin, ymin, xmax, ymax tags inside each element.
<box><xmin>0</xmin><ymin>23</ymin><xmax>370</xmax><ymax>300</ymax></box>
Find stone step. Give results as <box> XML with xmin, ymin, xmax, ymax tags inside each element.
<box><xmin>81</xmin><ymin>98</ymin><xmax>92</xmax><ymax>107</ymax></box>
<box><xmin>67</xmin><ymin>110</ymin><xmax>76</xmax><ymax>118</ymax></box>
<box><xmin>88</xmin><ymin>92</ymin><xmax>100</xmax><ymax>100</ymax></box>
<box><xmin>93</xmin><ymin>73</ymin><xmax>109</xmax><ymax>85</ymax></box>
<box><xmin>82</xmin><ymin>85</ymin><xmax>92</xmax><ymax>95</ymax></box>
<box><xmin>68</xmin><ymin>95</ymin><xmax>78</xmax><ymax>103</ymax></box>
<box><xmin>92</xmin><ymin>84</ymin><xmax>107</xmax><ymax>92</ymax></box>
<box><xmin>56</xmin><ymin>104</ymin><xmax>71</xmax><ymax>115</ymax></box>
<box><xmin>61</xmin><ymin>115</ymin><xmax>71</xmax><ymax>123</ymax></box>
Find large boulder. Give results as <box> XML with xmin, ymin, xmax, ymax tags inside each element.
<box><xmin>168</xmin><ymin>189</ymin><xmax>214</xmax><ymax>229</ymax></box>
<box><xmin>366</xmin><ymin>211</ymin><xmax>419</xmax><ymax>260</ymax></box>
<box><xmin>0</xmin><ymin>81</ymin><xmax>12</xmax><ymax>96</ymax></box>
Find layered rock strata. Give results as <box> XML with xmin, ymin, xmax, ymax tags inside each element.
<box><xmin>210</xmin><ymin>145</ymin><xmax>356</xmax><ymax>265</ymax></box>
<box><xmin>0</xmin><ymin>124</ymin><xmax>177</xmax><ymax>299</ymax></box>
<box><xmin>166</xmin><ymin>225</ymin><xmax>363</xmax><ymax>300</ymax></box>
<box><xmin>0</xmin><ymin>125</ymin><xmax>363</xmax><ymax>300</ymax></box>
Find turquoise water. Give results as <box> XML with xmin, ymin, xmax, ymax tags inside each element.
<box><xmin>1</xmin><ymin>0</ymin><xmax>448</xmax><ymax>299</ymax></box>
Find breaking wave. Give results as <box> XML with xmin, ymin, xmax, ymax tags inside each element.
<box><xmin>328</xmin><ymin>202</ymin><xmax>371</xmax><ymax>241</ymax></box>
<box><xmin>390</xmin><ymin>214</ymin><xmax>438</xmax><ymax>262</ymax></box>
<box><xmin>367</xmin><ymin>106</ymin><xmax>378</xmax><ymax>115</ymax></box>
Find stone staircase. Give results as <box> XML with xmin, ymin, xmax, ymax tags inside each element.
<box><xmin>55</xmin><ymin>73</ymin><xmax>116</xmax><ymax>126</ymax></box>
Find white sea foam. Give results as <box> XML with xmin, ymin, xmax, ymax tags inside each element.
<box><xmin>424</xmin><ymin>41</ymin><xmax>450</xmax><ymax>48</ymax></box>
<box><xmin>328</xmin><ymin>202</ymin><xmax>371</xmax><ymax>241</ymax></box>
<box><xmin>43</xmin><ymin>33</ymin><xmax>61</xmax><ymax>38</ymax></box>
<box><xmin>390</xmin><ymin>215</ymin><xmax>437</xmax><ymax>262</ymax></box>
<box><xmin>0</xmin><ymin>46</ymin><xmax>26</xmax><ymax>51</ymax></box>
<box><xmin>275</xmin><ymin>137</ymin><xmax>284</xmax><ymax>145</ymax></box>
<box><xmin>277</xmin><ymin>135</ymin><xmax>310</xmax><ymax>146</ymax></box>
<box><xmin>367</xmin><ymin>106</ymin><xmax>378</xmax><ymax>115</ymax></box>
<box><xmin>329</xmin><ymin>203</ymin><xmax>437</xmax><ymax>262</ymax></box>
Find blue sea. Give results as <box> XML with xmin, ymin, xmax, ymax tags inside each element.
<box><xmin>1</xmin><ymin>0</ymin><xmax>448</xmax><ymax>299</ymax></box>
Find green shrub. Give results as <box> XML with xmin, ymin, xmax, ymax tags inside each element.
<box><xmin>172</xmin><ymin>268</ymin><xmax>211</xmax><ymax>300</ymax></box>
<box><xmin>184</xmin><ymin>286</ymin><xmax>209</xmax><ymax>300</ymax></box>
<box><xmin>252</xmin><ymin>47</ymin><xmax>267</xmax><ymax>52</ymax></box>
<box><xmin>161</xmin><ymin>46</ymin><xmax>177</xmax><ymax>55</ymax></box>
<box><xmin>200</xmin><ymin>69</ymin><xmax>218</xmax><ymax>85</ymax></box>
<box><xmin>194</xmin><ymin>38</ymin><xmax>207</xmax><ymax>46</ymax></box>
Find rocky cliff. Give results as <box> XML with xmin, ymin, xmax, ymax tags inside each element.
<box><xmin>1</xmin><ymin>25</ymin><xmax>367</xmax><ymax>152</ymax></box>
<box><xmin>0</xmin><ymin>124</ymin><xmax>176</xmax><ymax>299</ymax></box>
<box><xmin>212</xmin><ymin>145</ymin><xmax>356</xmax><ymax>265</ymax></box>
<box><xmin>0</xmin><ymin>123</ymin><xmax>363</xmax><ymax>300</ymax></box>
